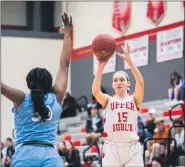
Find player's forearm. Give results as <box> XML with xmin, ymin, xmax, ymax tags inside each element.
<box><xmin>92</xmin><ymin>66</ymin><xmax>104</xmax><ymax>96</ymax></box>
<box><xmin>126</xmin><ymin>60</ymin><xmax>144</xmax><ymax>86</ymax></box>
<box><xmin>60</xmin><ymin>34</ymin><xmax>72</xmax><ymax>69</ymax></box>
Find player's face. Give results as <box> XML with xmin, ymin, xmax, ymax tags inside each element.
<box><xmin>66</xmin><ymin>141</ymin><xmax>73</xmax><ymax>151</ymax></box>
<box><xmin>156</xmin><ymin>121</ymin><xmax>164</xmax><ymax>130</ymax></box>
<box><xmin>6</xmin><ymin>140</ymin><xmax>13</xmax><ymax>147</ymax></box>
<box><xmin>174</xmin><ymin>123</ymin><xmax>181</xmax><ymax>133</ymax></box>
<box><xmin>112</xmin><ymin>73</ymin><xmax>130</xmax><ymax>93</ymax></box>
<box><xmin>59</xmin><ymin>142</ymin><xmax>65</xmax><ymax>150</ymax></box>
<box><xmin>152</xmin><ymin>160</ymin><xmax>162</xmax><ymax>167</ymax></box>
<box><xmin>91</xmin><ymin>107</ymin><xmax>98</xmax><ymax>117</ymax></box>
<box><xmin>149</xmin><ymin>113</ymin><xmax>156</xmax><ymax>120</ymax></box>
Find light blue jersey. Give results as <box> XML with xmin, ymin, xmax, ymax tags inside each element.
<box><xmin>12</xmin><ymin>92</ymin><xmax>62</xmax><ymax>146</ymax></box>
<box><xmin>11</xmin><ymin>92</ymin><xmax>64</xmax><ymax>167</ymax></box>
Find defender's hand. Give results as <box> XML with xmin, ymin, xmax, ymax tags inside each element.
<box><xmin>59</xmin><ymin>12</ymin><xmax>73</xmax><ymax>36</ymax></box>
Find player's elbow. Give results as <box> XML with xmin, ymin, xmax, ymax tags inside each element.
<box><xmin>136</xmin><ymin>79</ymin><xmax>144</xmax><ymax>94</ymax></box>
<box><xmin>141</xmin><ymin>78</ymin><xmax>144</xmax><ymax>86</ymax></box>
<box><xmin>137</xmin><ymin>77</ymin><xmax>144</xmax><ymax>87</ymax></box>
<box><xmin>53</xmin><ymin>82</ymin><xmax>67</xmax><ymax>97</ymax></box>
<box><xmin>92</xmin><ymin>88</ymin><xmax>97</xmax><ymax>97</ymax></box>
<box><xmin>134</xmin><ymin>89</ymin><xmax>144</xmax><ymax>106</ymax></box>
<box><xmin>92</xmin><ymin>86</ymin><xmax>100</xmax><ymax>98</ymax></box>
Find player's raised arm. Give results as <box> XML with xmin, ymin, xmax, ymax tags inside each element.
<box><xmin>92</xmin><ymin>60</ymin><xmax>109</xmax><ymax>108</ymax></box>
<box><xmin>1</xmin><ymin>82</ymin><xmax>25</xmax><ymax>107</ymax></box>
<box><xmin>53</xmin><ymin>13</ymin><xmax>73</xmax><ymax>103</ymax></box>
<box><xmin>92</xmin><ymin>34</ymin><xmax>116</xmax><ymax>108</ymax></box>
<box><xmin>117</xmin><ymin>43</ymin><xmax>144</xmax><ymax>106</ymax></box>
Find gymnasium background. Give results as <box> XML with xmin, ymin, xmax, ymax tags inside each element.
<box><xmin>1</xmin><ymin>1</ymin><xmax>184</xmax><ymax>143</ymax></box>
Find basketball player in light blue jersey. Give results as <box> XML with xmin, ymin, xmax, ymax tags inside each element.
<box><xmin>1</xmin><ymin>13</ymin><xmax>72</xmax><ymax>167</ymax></box>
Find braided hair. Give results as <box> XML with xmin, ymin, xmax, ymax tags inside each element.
<box><xmin>26</xmin><ymin>68</ymin><xmax>53</xmax><ymax>121</ymax></box>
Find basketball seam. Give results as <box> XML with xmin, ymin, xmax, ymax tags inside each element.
<box><xmin>92</xmin><ymin>39</ymin><xmax>116</xmax><ymax>45</ymax></box>
<box><xmin>92</xmin><ymin>39</ymin><xmax>116</xmax><ymax>51</ymax></box>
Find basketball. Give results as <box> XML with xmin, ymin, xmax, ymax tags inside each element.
<box><xmin>92</xmin><ymin>34</ymin><xmax>116</xmax><ymax>61</ymax></box>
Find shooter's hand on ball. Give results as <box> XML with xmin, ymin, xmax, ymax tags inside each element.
<box><xmin>97</xmin><ymin>56</ymin><xmax>110</xmax><ymax>69</ymax></box>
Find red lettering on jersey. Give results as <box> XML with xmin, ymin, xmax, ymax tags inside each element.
<box><xmin>113</xmin><ymin>124</ymin><xmax>116</xmax><ymax>132</ymax></box>
<box><xmin>121</xmin><ymin>123</ymin><xmax>124</xmax><ymax>130</ymax></box>
<box><xmin>125</xmin><ymin>124</ymin><xmax>129</xmax><ymax>131</ymax></box>
<box><xmin>111</xmin><ymin>102</ymin><xmax>135</xmax><ymax>111</ymax></box>
<box><xmin>130</xmin><ymin>124</ymin><xmax>133</xmax><ymax>131</ymax></box>
<box><xmin>111</xmin><ymin>102</ymin><xmax>120</xmax><ymax>110</ymax></box>
<box><xmin>111</xmin><ymin>102</ymin><xmax>114</xmax><ymax>110</ymax></box>
<box><xmin>130</xmin><ymin>102</ymin><xmax>135</xmax><ymax>111</ymax></box>
<box><xmin>120</xmin><ymin>103</ymin><xmax>125</xmax><ymax>108</ymax></box>
<box><xmin>116</xmin><ymin>124</ymin><xmax>120</xmax><ymax>131</ymax></box>
<box><xmin>115</xmin><ymin>102</ymin><xmax>119</xmax><ymax>110</ymax></box>
<box><xmin>125</xmin><ymin>102</ymin><xmax>129</xmax><ymax>110</ymax></box>
<box><xmin>112</xmin><ymin>123</ymin><xmax>133</xmax><ymax>132</ymax></box>
<box><xmin>125</xmin><ymin>102</ymin><xmax>135</xmax><ymax>111</ymax></box>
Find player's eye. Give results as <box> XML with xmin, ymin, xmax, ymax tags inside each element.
<box><xmin>120</xmin><ymin>78</ymin><xmax>125</xmax><ymax>82</ymax></box>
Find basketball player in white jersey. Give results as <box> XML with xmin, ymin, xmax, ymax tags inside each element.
<box><xmin>92</xmin><ymin>43</ymin><xmax>144</xmax><ymax>167</ymax></box>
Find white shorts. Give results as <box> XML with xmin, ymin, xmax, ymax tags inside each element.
<box><xmin>102</xmin><ymin>141</ymin><xmax>144</xmax><ymax>167</ymax></box>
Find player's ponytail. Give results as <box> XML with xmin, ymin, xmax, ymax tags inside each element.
<box><xmin>26</xmin><ymin>67</ymin><xmax>53</xmax><ymax>121</ymax></box>
<box><xmin>31</xmin><ymin>89</ymin><xmax>50</xmax><ymax>121</ymax></box>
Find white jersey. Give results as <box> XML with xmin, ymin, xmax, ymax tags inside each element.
<box><xmin>103</xmin><ymin>95</ymin><xmax>139</xmax><ymax>144</ymax></box>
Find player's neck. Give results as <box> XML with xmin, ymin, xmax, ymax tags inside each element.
<box><xmin>115</xmin><ymin>91</ymin><xmax>129</xmax><ymax>99</ymax></box>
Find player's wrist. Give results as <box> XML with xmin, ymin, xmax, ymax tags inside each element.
<box><xmin>97</xmin><ymin>65</ymin><xmax>105</xmax><ymax>71</ymax></box>
<box><xmin>64</xmin><ymin>33</ymin><xmax>72</xmax><ymax>37</ymax></box>
<box><xmin>125</xmin><ymin>59</ymin><xmax>133</xmax><ymax>66</ymax></box>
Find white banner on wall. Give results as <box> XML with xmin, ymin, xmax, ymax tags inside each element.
<box><xmin>157</xmin><ymin>26</ymin><xmax>183</xmax><ymax>62</ymax></box>
<box><xmin>93</xmin><ymin>52</ymin><xmax>116</xmax><ymax>75</ymax></box>
<box><xmin>124</xmin><ymin>35</ymin><xmax>149</xmax><ymax>69</ymax></box>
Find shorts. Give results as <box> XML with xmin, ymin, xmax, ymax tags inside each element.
<box><xmin>10</xmin><ymin>145</ymin><xmax>64</xmax><ymax>167</ymax></box>
<box><xmin>102</xmin><ymin>141</ymin><xmax>144</xmax><ymax>167</ymax></box>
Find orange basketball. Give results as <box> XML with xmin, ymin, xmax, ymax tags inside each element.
<box><xmin>92</xmin><ymin>34</ymin><xmax>116</xmax><ymax>61</ymax></box>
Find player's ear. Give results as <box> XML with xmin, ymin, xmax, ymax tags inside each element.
<box><xmin>127</xmin><ymin>81</ymin><xmax>131</xmax><ymax>87</ymax></box>
<box><xmin>112</xmin><ymin>79</ymin><xmax>114</xmax><ymax>89</ymax></box>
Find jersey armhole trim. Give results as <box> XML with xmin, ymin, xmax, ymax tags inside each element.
<box><xmin>102</xmin><ymin>95</ymin><xmax>110</xmax><ymax>110</ymax></box>
<box><xmin>131</xmin><ymin>93</ymin><xmax>141</xmax><ymax>112</ymax></box>
<box><xmin>52</xmin><ymin>93</ymin><xmax>62</xmax><ymax>110</ymax></box>
<box><xmin>12</xmin><ymin>93</ymin><xmax>28</xmax><ymax>113</ymax></box>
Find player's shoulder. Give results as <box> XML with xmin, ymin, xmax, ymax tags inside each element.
<box><xmin>46</xmin><ymin>92</ymin><xmax>59</xmax><ymax>101</ymax></box>
<box><xmin>103</xmin><ymin>95</ymin><xmax>116</xmax><ymax>109</ymax></box>
<box><xmin>105</xmin><ymin>95</ymin><xmax>120</xmax><ymax>103</ymax></box>
<box><xmin>12</xmin><ymin>93</ymin><xmax>31</xmax><ymax>113</ymax></box>
<box><xmin>105</xmin><ymin>94</ymin><xmax>115</xmax><ymax>102</ymax></box>
<box><xmin>19</xmin><ymin>93</ymin><xmax>31</xmax><ymax>104</ymax></box>
<box><xmin>45</xmin><ymin>93</ymin><xmax>63</xmax><ymax>110</ymax></box>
